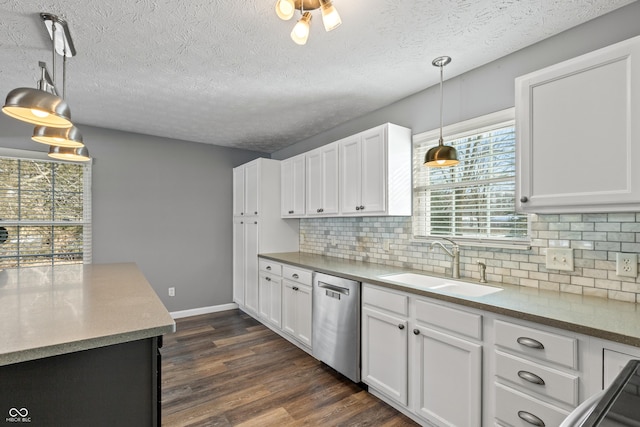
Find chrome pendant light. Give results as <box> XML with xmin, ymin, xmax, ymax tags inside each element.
<box><xmin>48</xmin><ymin>145</ymin><xmax>91</xmax><ymax>162</ymax></box>
<box><xmin>2</xmin><ymin>67</ymin><xmax>72</xmax><ymax>128</ymax></box>
<box><xmin>424</xmin><ymin>56</ymin><xmax>459</xmax><ymax>168</ymax></box>
<box><xmin>3</xmin><ymin>12</ymin><xmax>89</xmax><ymax>162</ymax></box>
<box><xmin>32</xmin><ymin>125</ymin><xmax>84</xmax><ymax>147</ymax></box>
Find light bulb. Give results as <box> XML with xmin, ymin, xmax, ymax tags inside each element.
<box><xmin>291</xmin><ymin>12</ymin><xmax>312</xmax><ymax>45</ymax></box>
<box><xmin>437</xmin><ymin>159</ymin><xmax>446</xmax><ymax>165</ymax></box>
<box><xmin>275</xmin><ymin>0</ymin><xmax>295</xmax><ymax>20</ymax></box>
<box><xmin>319</xmin><ymin>0</ymin><xmax>342</xmax><ymax>31</ymax></box>
<box><xmin>31</xmin><ymin>109</ymin><xmax>50</xmax><ymax>118</ymax></box>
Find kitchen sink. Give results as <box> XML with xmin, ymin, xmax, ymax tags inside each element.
<box><xmin>379</xmin><ymin>272</ymin><xmax>503</xmax><ymax>297</ymax></box>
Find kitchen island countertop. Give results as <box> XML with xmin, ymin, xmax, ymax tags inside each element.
<box><xmin>0</xmin><ymin>262</ymin><xmax>175</xmax><ymax>366</ymax></box>
<box><xmin>261</xmin><ymin>252</ymin><xmax>640</xmax><ymax>347</ymax></box>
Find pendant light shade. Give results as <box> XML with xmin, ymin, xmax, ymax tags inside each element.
<box><xmin>48</xmin><ymin>145</ymin><xmax>91</xmax><ymax>162</ymax></box>
<box><xmin>319</xmin><ymin>0</ymin><xmax>341</xmax><ymax>31</ymax></box>
<box><xmin>424</xmin><ymin>56</ymin><xmax>459</xmax><ymax>168</ymax></box>
<box><xmin>32</xmin><ymin>125</ymin><xmax>84</xmax><ymax>147</ymax></box>
<box><xmin>424</xmin><ymin>142</ymin><xmax>459</xmax><ymax>167</ymax></box>
<box><xmin>291</xmin><ymin>12</ymin><xmax>312</xmax><ymax>45</ymax></box>
<box><xmin>2</xmin><ymin>87</ymin><xmax>72</xmax><ymax>128</ymax></box>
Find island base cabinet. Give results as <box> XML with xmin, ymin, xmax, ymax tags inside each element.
<box><xmin>413</xmin><ymin>326</ymin><xmax>482</xmax><ymax>427</ymax></box>
<box><xmin>0</xmin><ymin>337</ymin><xmax>159</xmax><ymax>427</ymax></box>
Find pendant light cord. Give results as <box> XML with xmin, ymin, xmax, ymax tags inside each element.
<box><xmin>51</xmin><ymin>21</ymin><xmax>57</xmax><ymax>90</ymax></box>
<box><xmin>438</xmin><ymin>63</ymin><xmax>443</xmax><ymax>145</ymax></box>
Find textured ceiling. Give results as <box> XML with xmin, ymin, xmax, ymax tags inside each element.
<box><xmin>0</xmin><ymin>0</ymin><xmax>634</xmax><ymax>153</ymax></box>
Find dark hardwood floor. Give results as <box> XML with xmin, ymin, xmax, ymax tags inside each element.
<box><xmin>161</xmin><ymin>309</ymin><xmax>419</xmax><ymax>427</ymax></box>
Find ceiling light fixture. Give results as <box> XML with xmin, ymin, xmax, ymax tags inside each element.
<box><xmin>2</xmin><ymin>12</ymin><xmax>89</xmax><ymax>162</ymax></box>
<box><xmin>275</xmin><ymin>0</ymin><xmax>341</xmax><ymax>45</ymax></box>
<box><xmin>424</xmin><ymin>56</ymin><xmax>459</xmax><ymax>168</ymax></box>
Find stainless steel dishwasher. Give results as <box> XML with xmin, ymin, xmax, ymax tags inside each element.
<box><xmin>312</xmin><ymin>272</ymin><xmax>361</xmax><ymax>383</ymax></box>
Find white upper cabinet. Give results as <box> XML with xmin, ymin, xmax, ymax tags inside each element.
<box><xmin>281</xmin><ymin>153</ymin><xmax>306</xmax><ymax>218</ymax></box>
<box><xmin>284</xmin><ymin>123</ymin><xmax>412</xmax><ymax>218</ymax></box>
<box><xmin>339</xmin><ymin>123</ymin><xmax>411</xmax><ymax>216</ymax></box>
<box><xmin>232</xmin><ymin>166</ymin><xmax>245</xmax><ymax>217</ymax></box>
<box><xmin>516</xmin><ymin>35</ymin><xmax>640</xmax><ymax>213</ymax></box>
<box><xmin>306</xmin><ymin>142</ymin><xmax>339</xmax><ymax>216</ymax></box>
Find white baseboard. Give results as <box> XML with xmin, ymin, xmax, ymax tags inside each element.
<box><xmin>170</xmin><ymin>302</ymin><xmax>239</xmax><ymax>319</ymax></box>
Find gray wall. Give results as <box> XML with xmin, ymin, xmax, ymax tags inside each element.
<box><xmin>0</xmin><ymin>114</ymin><xmax>266</xmax><ymax>312</ymax></box>
<box><xmin>272</xmin><ymin>1</ymin><xmax>640</xmax><ymax>160</ymax></box>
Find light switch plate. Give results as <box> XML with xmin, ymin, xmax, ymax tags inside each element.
<box><xmin>616</xmin><ymin>253</ymin><xmax>638</xmax><ymax>278</ymax></box>
<box><xmin>546</xmin><ymin>248</ymin><xmax>574</xmax><ymax>271</ymax></box>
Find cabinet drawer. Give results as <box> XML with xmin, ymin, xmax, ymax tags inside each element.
<box><xmin>415</xmin><ymin>298</ymin><xmax>482</xmax><ymax>340</ymax></box>
<box><xmin>495</xmin><ymin>350</ymin><xmax>579</xmax><ymax>406</ymax></box>
<box><xmin>362</xmin><ymin>284</ymin><xmax>409</xmax><ymax>316</ymax></box>
<box><xmin>259</xmin><ymin>259</ymin><xmax>282</xmax><ymax>276</ymax></box>
<box><xmin>495</xmin><ymin>383</ymin><xmax>570</xmax><ymax>427</ymax></box>
<box><xmin>282</xmin><ymin>265</ymin><xmax>312</xmax><ymax>285</ymax></box>
<box><xmin>495</xmin><ymin>320</ymin><xmax>578</xmax><ymax>369</ymax></box>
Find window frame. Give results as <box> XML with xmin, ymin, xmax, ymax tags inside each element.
<box><xmin>0</xmin><ymin>147</ymin><xmax>92</xmax><ymax>268</ymax></box>
<box><xmin>412</xmin><ymin>108</ymin><xmax>531</xmax><ymax>250</ymax></box>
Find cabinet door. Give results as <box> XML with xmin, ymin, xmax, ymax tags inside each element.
<box><xmin>281</xmin><ymin>154</ymin><xmax>306</xmax><ymax>217</ymax></box>
<box><xmin>294</xmin><ymin>283</ymin><xmax>312</xmax><ymax>347</ymax></box>
<box><xmin>360</xmin><ymin>126</ymin><xmax>386</xmax><ymax>214</ymax></box>
<box><xmin>232</xmin><ymin>217</ymin><xmax>245</xmax><ymax>305</ymax></box>
<box><xmin>413</xmin><ymin>326</ymin><xmax>482</xmax><ymax>427</ymax></box>
<box><xmin>244</xmin><ymin>161</ymin><xmax>259</xmax><ymax>216</ymax></box>
<box><xmin>306</xmin><ymin>149</ymin><xmax>323</xmax><ymax>216</ymax></box>
<box><xmin>339</xmin><ymin>135</ymin><xmax>362</xmax><ymax>214</ymax></box>
<box><xmin>259</xmin><ymin>273</ymin><xmax>282</xmax><ymax>328</ymax></box>
<box><xmin>361</xmin><ymin>307</ymin><xmax>408</xmax><ymax>406</ymax></box>
<box><xmin>321</xmin><ymin>143</ymin><xmax>339</xmax><ymax>215</ymax></box>
<box><xmin>232</xmin><ymin>166</ymin><xmax>245</xmax><ymax>217</ymax></box>
<box><xmin>282</xmin><ymin>280</ymin><xmax>297</xmax><ymax>337</ymax></box>
<box><xmin>243</xmin><ymin>220</ymin><xmax>259</xmax><ymax>314</ymax></box>
<box><xmin>516</xmin><ymin>35</ymin><xmax>640</xmax><ymax>213</ymax></box>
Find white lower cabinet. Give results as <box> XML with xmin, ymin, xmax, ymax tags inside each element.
<box><xmin>493</xmin><ymin>319</ymin><xmax>579</xmax><ymax>426</ymax></box>
<box><xmin>258</xmin><ymin>260</ymin><xmax>282</xmax><ymax>328</ymax></box>
<box><xmin>281</xmin><ymin>265</ymin><xmax>313</xmax><ymax>348</ymax></box>
<box><xmin>362</xmin><ymin>283</ymin><xmax>482</xmax><ymax>426</ymax></box>
<box><xmin>361</xmin><ymin>306</ymin><xmax>409</xmax><ymax>406</ymax></box>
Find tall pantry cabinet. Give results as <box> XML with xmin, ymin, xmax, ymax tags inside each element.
<box><xmin>232</xmin><ymin>158</ymin><xmax>299</xmax><ymax>315</ymax></box>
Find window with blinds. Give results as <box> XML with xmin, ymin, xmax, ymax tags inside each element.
<box><xmin>0</xmin><ymin>149</ymin><xmax>91</xmax><ymax>268</ymax></box>
<box><xmin>413</xmin><ymin>110</ymin><xmax>529</xmax><ymax>243</ymax></box>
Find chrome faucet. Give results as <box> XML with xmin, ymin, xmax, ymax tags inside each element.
<box><xmin>477</xmin><ymin>261</ymin><xmax>488</xmax><ymax>283</ymax></box>
<box><xmin>430</xmin><ymin>237</ymin><xmax>460</xmax><ymax>279</ymax></box>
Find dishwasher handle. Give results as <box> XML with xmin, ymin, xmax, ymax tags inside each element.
<box><xmin>317</xmin><ymin>281</ymin><xmax>350</xmax><ymax>296</ymax></box>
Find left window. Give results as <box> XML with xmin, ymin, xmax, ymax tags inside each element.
<box><xmin>0</xmin><ymin>148</ymin><xmax>91</xmax><ymax>268</ymax></box>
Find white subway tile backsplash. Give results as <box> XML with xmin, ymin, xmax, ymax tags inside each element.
<box><xmin>299</xmin><ymin>213</ymin><xmax>640</xmax><ymax>303</ymax></box>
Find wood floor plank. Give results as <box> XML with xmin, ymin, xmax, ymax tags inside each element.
<box><xmin>161</xmin><ymin>309</ymin><xmax>419</xmax><ymax>426</ymax></box>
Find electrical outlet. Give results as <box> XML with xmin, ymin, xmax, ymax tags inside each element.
<box><xmin>616</xmin><ymin>253</ymin><xmax>638</xmax><ymax>278</ymax></box>
<box><xmin>383</xmin><ymin>240</ymin><xmax>391</xmax><ymax>251</ymax></box>
<box><xmin>546</xmin><ymin>248</ymin><xmax>574</xmax><ymax>271</ymax></box>
<box><xmin>168</xmin><ymin>287</ymin><xmax>175</xmax><ymax>297</ymax></box>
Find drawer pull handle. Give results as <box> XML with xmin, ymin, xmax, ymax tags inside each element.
<box><xmin>292</xmin><ymin>273</ymin><xmax>299</xmax><ymax>279</ymax></box>
<box><xmin>266</xmin><ymin>266</ymin><xmax>271</xmax><ymax>270</ymax></box>
<box><xmin>355</xmin><ymin>206</ymin><xmax>360</xmax><ymax>210</ymax></box>
<box><xmin>360</xmin><ymin>205</ymin><xmax>365</xmax><ymax>210</ymax></box>
<box><xmin>517</xmin><ymin>337</ymin><xmax>545</xmax><ymax>350</ymax></box>
<box><xmin>265</xmin><ymin>277</ymin><xmax>271</xmax><ymax>282</ymax></box>
<box><xmin>517</xmin><ymin>410</ymin><xmax>545</xmax><ymax>426</ymax></box>
<box><xmin>413</xmin><ymin>329</ymin><xmax>420</xmax><ymax>335</ymax></box>
<box><xmin>293</xmin><ymin>286</ymin><xmax>299</xmax><ymax>291</ymax></box>
<box><xmin>518</xmin><ymin>370</ymin><xmax>545</xmax><ymax>385</ymax></box>
<box><xmin>398</xmin><ymin>324</ymin><xmax>405</xmax><ymax>330</ymax></box>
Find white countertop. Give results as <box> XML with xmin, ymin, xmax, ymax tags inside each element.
<box><xmin>0</xmin><ymin>263</ymin><xmax>175</xmax><ymax>366</ymax></box>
